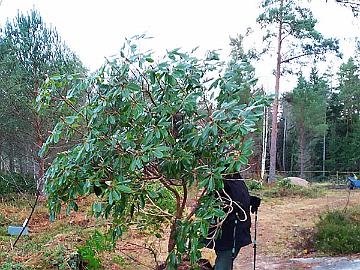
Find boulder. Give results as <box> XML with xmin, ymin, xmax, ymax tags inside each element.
<box><xmin>285</xmin><ymin>177</ymin><xmax>310</xmax><ymax>187</ymax></box>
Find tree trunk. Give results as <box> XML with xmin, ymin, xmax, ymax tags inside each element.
<box><xmin>261</xmin><ymin>107</ymin><xmax>268</xmax><ymax>180</ymax></box>
<box><xmin>299</xmin><ymin>123</ymin><xmax>305</xmax><ymax>178</ymax></box>
<box><xmin>269</xmin><ymin>0</ymin><xmax>284</xmax><ymax>183</ymax></box>
<box><xmin>322</xmin><ymin>131</ymin><xmax>326</xmax><ymax>177</ymax></box>
<box><xmin>322</xmin><ymin>110</ymin><xmax>326</xmax><ymax>177</ymax></box>
<box><xmin>168</xmin><ymin>219</ymin><xmax>178</xmax><ymax>253</ymax></box>
<box><xmin>33</xmin><ymin>80</ymin><xmax>45</xmax><ymax>194</ymax></box>
<box><xmin>282</xmin><ymin>118</ymin><xmax>287</xmax><ymax>171</ymax></box>
<box><xmin>0</xmin><ymin>137</ymin><xmax>3</xmax><ymax>171</ymax></box>
<box><xmin>34</xmin><ymin>113</ymin><xmax>45</xmax><ymax>193</ymax></box>
<box><xmin>33</xmin><ymin>156</ymin><xmax>37</xmax><ymax>180</ymax></box>
<box><xmin>19</xmin><ymin>157</ymin><xmax>24</xmax><ymax>175</ymax></box>
<box><xmin>290</xmin><ymin>147</ymin><xmax>294</xmax><ymax>173</ymax></box>
<box><xmin>167</xmin><ymin>181</ymin><xmax>188</xmax><ymax>256</ymax></box>
<box><xmin>9</xmin><ymin>141</ymin><xmax>15</xmax><ymax>172</ymax></box>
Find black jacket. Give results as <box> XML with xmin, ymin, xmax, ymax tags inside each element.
<box><xmin>213</xmin><ymin>173</ymin><xmax>252</xmax><ymax>251</ymax></box>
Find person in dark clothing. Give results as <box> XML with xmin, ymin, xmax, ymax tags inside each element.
<box><xmin>211</xmin><ymin>172</ymin><xmax>261</xmax><ymax>270</ymax></box>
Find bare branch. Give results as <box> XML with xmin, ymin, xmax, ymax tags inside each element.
<box><xmin>281</xmin><ymin>52</ymin><xmax>313</xmax><ymax>64</ymax></box>
<box><xmin>146</xmin><ymin>194</ymin><xmax>174</xmax><ymax>218</ymax></box>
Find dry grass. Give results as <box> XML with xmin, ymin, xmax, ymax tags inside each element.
<box><xmin>1</xmin><ymin>189</ymin><xmax>360</xmax><ymax>269</ymax></box>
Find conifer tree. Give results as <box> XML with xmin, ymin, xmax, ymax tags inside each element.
<box><xmin>257</xmin><ymin>0</ymin><xmax>339</xmax><ymax>181</ymax></box>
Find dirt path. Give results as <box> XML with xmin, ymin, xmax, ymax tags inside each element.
<box><xmin>232</xmin><ymin>189</ymin><xmax>360</xmax><ymax>270</ymax></box>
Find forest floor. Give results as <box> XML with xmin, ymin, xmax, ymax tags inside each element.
<box><xmin>1</xmin><ymin>187</ymin><xmax>360</xmax><ymax>269</ymax></box>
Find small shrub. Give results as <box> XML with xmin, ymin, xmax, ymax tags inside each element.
<box><xmin>314</xmin><ymin>209</ymin><xmax>360</xmax><ymax>254</ymax></box>
<box><xmin>77</xmin><ymin>230</ymin><xmax>114</xmax><ymax>269</ymax></box>
<box><xmin>0</xmin><ymin>226</ymin><xmax>8</xmax><ymax>237</ymax></box>
<box><xmin>276</xmin><ymin>178</ymin><xmax>295</xmax><ymax>189</ymax></box>
<box><xmin>77</xmin><ymin>245</ymin><xmax>101</xmax><ymax>270</ymax></box>
<box><xmin>290</xmin><ymin>227</ymin><xmax>316</xmax><ymax>255</ymax></box>
<box><xmin>44</xmin><ymin>244</ymin><xmax>69</xmax><ymax>270</ymax></box>
<box><xmin>0</xmin><ymin>213</ymin><xmax>8</xmax><ymax>226</ymax></box>
<box><xmin>1</xmin><ymin>259</ymin><xmax>28</xmax><ymax>270</ymax></box>
<box><xmin>67</xmin><ymin>252</ymin><xmax>82</xmax><ymax>270</ymax></box>
<box><xmin>246</xmin><ymin>180</ymin><xmax>263</xmax><ymax>191</ymax></box>
<box><xmin>112</xmin><ymin>255</ymin><xmax>130</xmax><ymax>268</ymax></box>
<box><xmin>311</xmin><ymin>175</ymin><xmax>328</xmax><ymax>182</ymax></box>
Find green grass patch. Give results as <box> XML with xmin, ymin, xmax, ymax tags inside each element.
<box><xmin>314</xmin><ymin>208</ymin><xmax>360</xmax><ymax>254</ymax></box>
<box><xmin>246</xmin><ymin>180</ymin><xmax>263</xmax><ymax>191</ymax></box>
<box><xmin>43</xmin><ymin>244</ymin><xmax>69</xmax><ymax>270</ymax></box>
<box><xmin>262</xmin><ymin>178</ymin><xmax>323</xmax><ymax>198</ymax></box>
<box><xmin>1</xmin><ymin>258</ymin><xmax>30</xmax><ymax>270</ymax></box>
<box><xmin>112</xmin><ymin>255</ymin><xmax>131</xmax><ymax>268</ymax></box>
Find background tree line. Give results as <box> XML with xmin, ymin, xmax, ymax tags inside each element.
<box><xmin>0</xmin><ymin>0</ymin><xmax>358</xmax><ymax>196</ymax></box>
<box><xmin>277</xmin><ymin>54</ymin><xmax>360</xmax><ymax>179</ymax></box>
<box><xmin>0</xmin><ymin>10</ymin><xmax>84</xmax><ymax>193</ymax></box>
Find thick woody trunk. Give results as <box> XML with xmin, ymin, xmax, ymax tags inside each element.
<box><xmin>167</xmin><ymin>202</ymin><xmax>185</xmax><ymax>253</ymax></box>
<box><xmin>167</xmin><ymin>181</ymin><xmax>187</xmax><ymax>254</ymax></box>
<box><xmin>268</xmin><ymin>0</ymin><xmax>284</xmax><ymax>183</ymax></box>
<box><xmin>168</xmin><ymin>219</ymin><xmax>178</xmax><ymax>253</ymax></box>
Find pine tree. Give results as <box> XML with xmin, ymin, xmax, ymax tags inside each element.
<box><xmin>327</xmin><ymin>58</ymin><xmax>360</xmax><ymax>172</ymax></box>
<box><xmin>257</xmin><ymin>0</ymin><xmax>339</xmax><ymax>182</ymax></box>
<box><xmin>0</xmin><ymin>10</ymin><xmax>84</xmax><ymax>191</ymax></box>
<box><xmin>285</xmin><ymin>69</ymin><xmax>328</xmax><ymax>177</ymax></box>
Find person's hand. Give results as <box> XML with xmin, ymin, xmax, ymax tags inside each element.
<box><xmin>250</xmin><ymin>196</ymin><xmax>261</xmax><ymax>213</ymax></box>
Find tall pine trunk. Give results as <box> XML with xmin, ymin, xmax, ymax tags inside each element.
<box><xmin>9</xmin><ymin>141</ymin><xmax>15</xmax><ymax>172</ymax></box>
<box><xmin>299</xmin><ymin>123</ymin><xmax>305</xmax><ymax>178</ymax></box>
<box><xmin>19</xmin><ymin>157</ymin><xmax>24</xmax><ymax>175</ymax></box>
<box><xmin>261</xmin><ymin>107</ymin><xmax>268</xmax><ymax>180</ymax></box>
<box><xmin>269</xmin><ymin>0</ymin><xmax>284</xmax><ymax>183</ymax></box>
<box><xmin>282</xmin><ymin>117</ymin><xmax>287</xmax><ymax>171</ymax></box>
<box><xmin>0</xmin><ymin>137</ymin><xmax>3</xmax><ymax>171</ymax></box>
<box><xmin>322</xmin><ymin>129</ymin><xmax>326</xmax><ymax>177</ymax></box>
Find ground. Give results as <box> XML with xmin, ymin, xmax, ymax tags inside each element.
<box><xmin>1</xmin><ymin>187</ymin><xmax>360</xmax><ymax>269</ymax></box>
<box><xmin>233</xmin><ymin>189</ymin><xmax>360</xmax><ymax>270</ymax></box>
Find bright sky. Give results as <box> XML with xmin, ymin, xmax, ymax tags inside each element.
<box><xmin>0</xmin><ymin>0</ymin><xmax>358</xmax><ymax>92</ymax></box>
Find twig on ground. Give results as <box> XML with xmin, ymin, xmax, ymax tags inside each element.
<box><xmin>343</xmin><ymin>188</ymin><xmax>351</xmax><ymax>213</ymax></box>
<box><xmin>122</xmin><ymin>241</ymin><xmax>159</xmax><ymax>268</ymax></box>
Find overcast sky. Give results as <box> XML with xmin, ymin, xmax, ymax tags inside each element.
<box><xmin>0</xmin><ymin>0</ymin><xmax>359</xmax><ymax>92</ymax></box>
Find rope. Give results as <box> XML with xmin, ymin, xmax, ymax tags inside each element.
<box><xmin>203</xmin><ymin>188</ymin><xmax>248</xmax><ymax>249</ymax></box>
<box><xmin>220</xmin><ymin>189</ymin><xmax>247</xmax><ymax>222</ymax></box>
